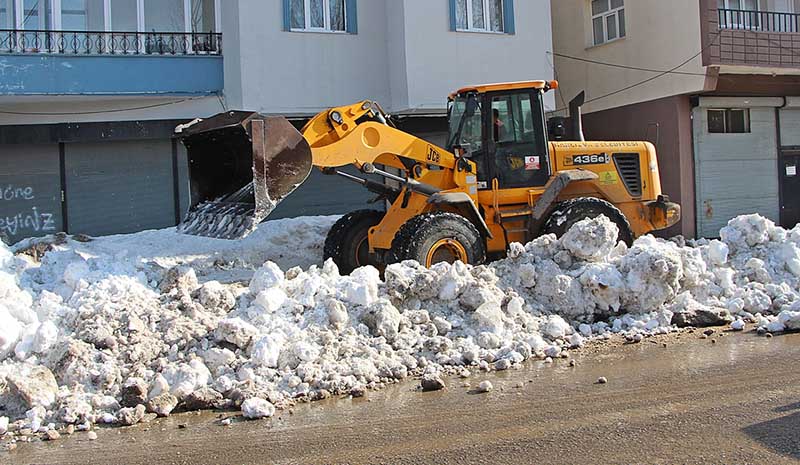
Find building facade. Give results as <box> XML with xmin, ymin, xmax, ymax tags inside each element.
<box><xmin>551</xmin><ymin>0</ymin><xmax>800</xmax><ymax>238</ymax></box>
<box><xmin>0</xmin><ymin>0</ymin><xmax>554</xmax><ymax>243</ymax></box>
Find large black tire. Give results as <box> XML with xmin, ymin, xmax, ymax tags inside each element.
<box><xmin>323</xmin><ymin>210</ymin><xmax>384</xmax><ymax>275</ymax></box>
<box><xmin>390</xmin><ymin>212</ymin><xmax>486</xmax><ymax>267</ymax></box>
<box><xmin>542</xmin><ymin>197</ymin><xmax>634</xmax><ymax>246</ymax></box>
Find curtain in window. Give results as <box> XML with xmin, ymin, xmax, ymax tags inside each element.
<box><xmin>455</xmin><ymin>0</ymin><xmax>467</xmax><ymax>29</ymax></box>
<box><xmin>330</xmin><ymin>0</ymin><xmax>344</xmax><ymax>31</ymax></box>
<box><xmin>191</xmin><ymin>0</ymin><xmax>216</xmax><ymax>32</ymax></box>
<box><xmin>471</xmin><ymin>0</ymin><xmax>485</xmax><ymax>29</ymax></box>
<box><xmin>489</xmin><ymin>0</ymin><xmax>503</xmax><ymax>32</ymax></box>
<box><xmin>309</xmin><ymin>0</ymin><xmax>324</xmax><ymax>28</ymax></box>
<box><xmin>109</xmin><ymin>0</ymin><xmax>136</xmax><ymax>31</ymax></box>
<box><xmin>290</xmin><ymin>0</ymin><xmax>304</xmax><ymax>29</ymax></box>
<box><xmin>0</xmin><ymin>0</ymin><xmax>13</xmax><ymax>28</ymax></box>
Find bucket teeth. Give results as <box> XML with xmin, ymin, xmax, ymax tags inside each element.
<box><xmin>178</xmin><ymin>201</ymin><xmax>259</xmax><ymax>239</ymax></box>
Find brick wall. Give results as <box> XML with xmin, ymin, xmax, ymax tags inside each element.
<box><xmin>701</xmin><ymin>0</ymin><xmax>800</xmax><ymax>68</ymax></box>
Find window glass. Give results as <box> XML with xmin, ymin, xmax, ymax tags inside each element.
<box><xmin>0</xmin><ymin>0</ymin><xmax>13</xmax><ymax>28</ymax></box>
<box><xmin>62</xmin><ymin>0</ymin><xmax>104</xmax><ymax>31</ymax></box>
<box><xmin>23</xmin><ymin>0</ymin><xmax>42</xmax><ymax>29</ymax></box>
<box><xmin>611</xmin><ymin>0</ymin><xmax>623</xmax><ymax>8</ymax></box>
<box><xmin>191</xmin><ymin>0</ymin><xmax>216</xmax><ymax>32</ymax></box>
<box><xmin>489</xmin><ymin>0</ymin><xmax>503</xmax><ymax>32</ymax></box>
<box><xmin>471</xmin><ymin>0</ymin><xmax>485</xmax><ymax>29</ymax></box>
<box><xmin>606</xmin><ymin>14</ymin><xmax>617</xmax><ymax>40</ymax></box>
<box><xmin>728</xmin><ymin>109</ymin><xmax>748</xmax><ymax>132</ymax></box>
<box><xmin>310</xmin><ymin>0</ymin><xmax>324</xmax><ymax>28</ymax></box>
<box><xmin>591</xmin><ymin>0</ymin><xmax>609</xmax><ymax>15</ymax></box>
<box><xmin>618</xmin><ymin>9</ymin><xmax>626</xmax><ymax>36</ymax></box>
<box><xmin>290</xmin><ymin>0</ymin><xmax>305</xmax><ymax>29</ymax></box>
<box><xmin>330</xmin><ymin>0</ymin><xmax>345</xmax><ymax>31</ymax></box>
<box><xmin>592</xmin><ymin>16</ymin><xmax>604</xmax><ymax>45</ymax></box>
<box><xmin>110</xmin><ymin>0</ymin><xmax>137</xmax><ymax>31</ymax></box>
<box><xmin>449</xmin><ymin>97</ymin><xmax>483</xmax><ymax>153</ymax></box>
<box><xmin>456</xmin><ymin>0</ymin><xmax>467</xmax><ymax>29</ymax></box>
<box><xmin>708</xmin><ymin>110</ymin><xmax>726</xmax><ymax>133</ymax></box>
<box><xmin>144</xmin><ymin>0</ymin><xmax>185</xmax><ymax>32</ymax></box>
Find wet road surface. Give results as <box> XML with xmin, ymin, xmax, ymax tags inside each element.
<box><xmin>8</xmin><ymin>330</ymin><xmax>800</xmax><ymax>464</ymax></box>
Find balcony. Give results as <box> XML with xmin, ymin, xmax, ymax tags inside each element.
<box><xmin>0</xmin><ymin>0</ymin><xmax>222</xmax><ymax>95</ymax></box>
<box><xmin>702</xmin><ymin>0</ymin><xmax>800</xmax><ymax>68</ymax></box>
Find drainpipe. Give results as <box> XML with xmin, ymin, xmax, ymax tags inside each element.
<box><xmin>777</xmin><ymin>96</ymin><xmax>787</xmax><ymax>226</ymax></box>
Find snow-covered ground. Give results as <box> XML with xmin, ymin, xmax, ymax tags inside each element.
<box><xmin>1</xmin><ymin>213</ymin><xmax>799</xmax><ymax>436</ymax></box>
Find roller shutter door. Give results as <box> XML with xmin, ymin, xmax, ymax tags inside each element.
<box><xmin>692</xmin><ymin>100</ymin><xmax>780</xmax><ymax>238</ymax></box>
<box><xmin>65</xmin><ymin>140</ymin><xmax>176</xmax><ymax>236</ymax></box>
<box><xmin>0</xmin><ymin>144</ymin><xmax>63</xmax><ymax>244</ymax></box>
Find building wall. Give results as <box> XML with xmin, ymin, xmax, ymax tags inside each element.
<box><xmin>232</xmin><ymin>0</ymin><xmax>391</xmax><ymax>115</ymax></box>
<box><xmin>395</xmin><ymin>0</ymin><xmax>555</xmax><ymax>113</ymax></box>
<box><xmin>551</xmin><ymin>0</ymin><xmax>708</xmax><ymax>115</ymax></box>
<box><xmin>581</xmin><ymin>95</ymin><xmax>696</xmax><ymax>238</ymax></box>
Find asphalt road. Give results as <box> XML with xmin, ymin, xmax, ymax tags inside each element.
<box><xmin>8</xmin><ymin>330</ymin><xmax>800</xmax><ymax>465</ymax></box>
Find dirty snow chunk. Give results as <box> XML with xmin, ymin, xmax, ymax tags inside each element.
<box><xmin>421</xmin><ymin>373</ymin><xmax>446</xmax><ymax>392</ymax></box>
<box><xmin>477</xmin><ymin>381</ymin><xmax>493</xmax><ymax>393</ymax></box>
<box><xmin>253</xmin><ymin>287</ymin><xmax>288</xmax><ymax>313</ymax></box>
<box><xmin>215</xmin><ymin>318</ymin><xmax>259</xmax><ymax>349</ymax></box>
<box><xmin>6</xmin><ymin>366</ymin><xmax>58</xmax><ymax>409</ymax></box>
<box><xmin>250</xmin><ymin>334</ymin><xmax>285</xmax><ymax>368</ymax></box>
<box><xmin>117</xmin><ymin>405</ymin><xmax>146</xmax><ymax>426</ymax></box>
<box><xmin>361</xmin><ymin>300</ymin><xmax>402</xmax><ymax>341</ymax></box>
<box><xmin>720</xmin><ymin>214</ymin><xmax>776</xmax><ymax>249</ymax></box>
<box><xmin>202</xmin><ymin>348</ymin><xmax>237</xmax><ymax>373</ymax></box>
<box><xmin>707</xmin><ymin>240</ymin><xmax>729</xmax><ymax>266</ymax></box>
<box><xmin>197</xmin><ymin>281</ymin><xmax>236</xmax><ymax>311</ymax></box>
<box><xmin>542</xmin><ymin>315</ymin><xmax>572</xmax><ymax>339</ymax></box>
<box><xmin>730</xmin><ymin>319</ymin><xmax>746</xmax><ymax>331</ymax></box>
<box><xmin>342</xmin><ymin>266</ymin><xmax>380</xmax><ymax>306</ymax></box>
<box><xmin>147</xmin><ymin>393</ymin><xmax>178</xmax><ymax>417</ymax></box>
<box><xmin>161</xmin><ymin>359</ymin><xmax>212</xmax><ymax>400</ymax></box>
<box><xmin>249</xmin><ymin>261</ymin><xmax>285</xmax><ymax>294</ymax></box>
<box><xmin>777</xmin><ymin>310</ymin><xmax>800</xmax><ymax>331</ymax></box>
<box><xmin>561</xmin><ymin>216</ymin><xmax>619</xmax><ymax>262</ymax></box>
<box><xmin>241</xmin><ymin>398</ymin><xmax>275</xmax><ymax>419</ymax></box>
<box><xmin>0</xmin><ymin>416</ymin><xmax>8</xmax><ymax>435</ymax></box>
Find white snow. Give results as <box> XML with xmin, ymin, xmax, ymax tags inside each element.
<box><xmin>0</xmin><ymin>213</ymin><xmax>799</xmax><ymax>429</ymax></box>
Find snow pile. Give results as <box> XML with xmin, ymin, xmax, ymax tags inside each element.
<box><xmin>0</xmin><ymin>213</ymin><xmax>799</xmax><ymax>432</ymax></box>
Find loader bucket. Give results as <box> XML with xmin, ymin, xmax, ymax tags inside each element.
<box><xmin>176</xmin><ymin>111</ymin><xmax>312</xmax><ymax>239</ymax></box>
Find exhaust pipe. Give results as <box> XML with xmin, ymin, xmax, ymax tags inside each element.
<box><xmin>569</xmin><ymin>91</ymin><xmax>586</xmax><ymax>142</ymax></box>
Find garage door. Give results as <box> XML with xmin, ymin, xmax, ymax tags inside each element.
<box><xmin>692</xmin><ymin>101</ymin><xmax>780</xmax><ymax>238</ymax></box>
<box><xmin>65</xmin><ymin>140</ymin><xmax>176</xmax><ymax>236</ymax></box>
<box><xmin>0</xmin><ymin>144</ymin><xmax>62</xmax><ymax>244</ymax></box>
<box><xmin>779</xmin><ymin>107</ymin><xmax>800</xmax><ymax>229</ymax></box>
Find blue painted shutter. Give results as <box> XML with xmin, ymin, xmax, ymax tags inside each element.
<box><xmin>449</xmin><ymin>0</ymin><xmax>457</xmax><ymax>31</ymax></box>
<box><xmin>346</xmin><ymin>0</ymin><xmax>358</xmax><ymax>33</ymax></box>
<box><xmin>283</xmin><ymin>0</ymin><xmax>292</xmax><ymax>31</ymax></box>
<box><xmin>504</xmin><ymin>0</ymin><xmax>515</xmax><ymax>34</ymax></box>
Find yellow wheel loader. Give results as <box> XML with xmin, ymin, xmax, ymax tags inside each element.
<box><xmin>176</xmin><ymin>80</ymin><xmax>680</xmax><ymax>273</ymax></box>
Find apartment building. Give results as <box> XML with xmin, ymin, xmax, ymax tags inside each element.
<box><xmin>552</xmin><ymin>0</ymin><xmax>800</xmax><ymax>238</ymax></box>
<box><xmin>0</xmin><ymin>0</ymin><xmax>554</xmax><ymax>243</ymax></box>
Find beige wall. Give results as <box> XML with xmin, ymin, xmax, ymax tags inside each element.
<box><xmin>551</xmin><ymin>0</ymin><xmax>709</xmax><ymax>115</ymax></box>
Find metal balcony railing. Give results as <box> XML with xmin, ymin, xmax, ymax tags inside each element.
<box><xmin>718</xmin><ymin>8</ymin><xmax>800</xmax><ymax>33</ymax></box>
<box><xmin>0</xmin><ymin>29</ymin><xmax>222</xmax><ymax>55</ymax></box>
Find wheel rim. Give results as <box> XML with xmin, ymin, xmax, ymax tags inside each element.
<box><xmin>354</xmin><ymin>236</ymin><xmax>370</xmax><ymax>267</ymax></box>
<box><xmin>425</xmin><ymin>238</ymin><xmax>468</xmax><ymax>267</ymax></box>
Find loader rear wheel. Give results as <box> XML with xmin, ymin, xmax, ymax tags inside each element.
<box><xmin>390</xmin><ymin>212</ymin><xmax>485</xmax><ymax>267</ymax></box>
<box><xmin>542</xmin><ymin>197</ymin><xmax>634</xmax><ymax>246</ymax></box>
<box><xmin>324</xmin><ymin>210</ymin><xmax>384</xmax><ymax>275</ymax></box>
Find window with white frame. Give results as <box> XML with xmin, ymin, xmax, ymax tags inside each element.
<box><xmin>289</xmin><ymin>0</ymin><xmax>346</xmax><ymax>32</ymax></box>
<box><xmin>591</xmin><ymin>0</ymin><xmax>625</xmax><ymax>46</ymax></box>
<box><xmin>455</xmin><ymin>0</ymin><xmax>505</xmax><ymax>32</ymax></box>
<box><xmin>708</xmin><ymin>108</ymin><xmax>751</xmax><ymax>134</ymax></box>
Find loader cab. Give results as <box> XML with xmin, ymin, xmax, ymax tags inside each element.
<box><xmin>447</xmin><ymin>82</ymin><xmax>551</xmax><ymax>189</ymax></box>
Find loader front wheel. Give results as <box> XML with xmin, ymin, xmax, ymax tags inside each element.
<box><xmin>324</xmin><ymin>210</ymin><xmax>384</xmax><ymax>275</ymax></box>
<box><xmin>390</xmin><ymin>212</ymin><xmax>485</xmax><ymax>267</ymax></box>
<box><xmin>542</xmin><ymin>197</ymin><xmax>634</xmax><ymax>246</ymax></box>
